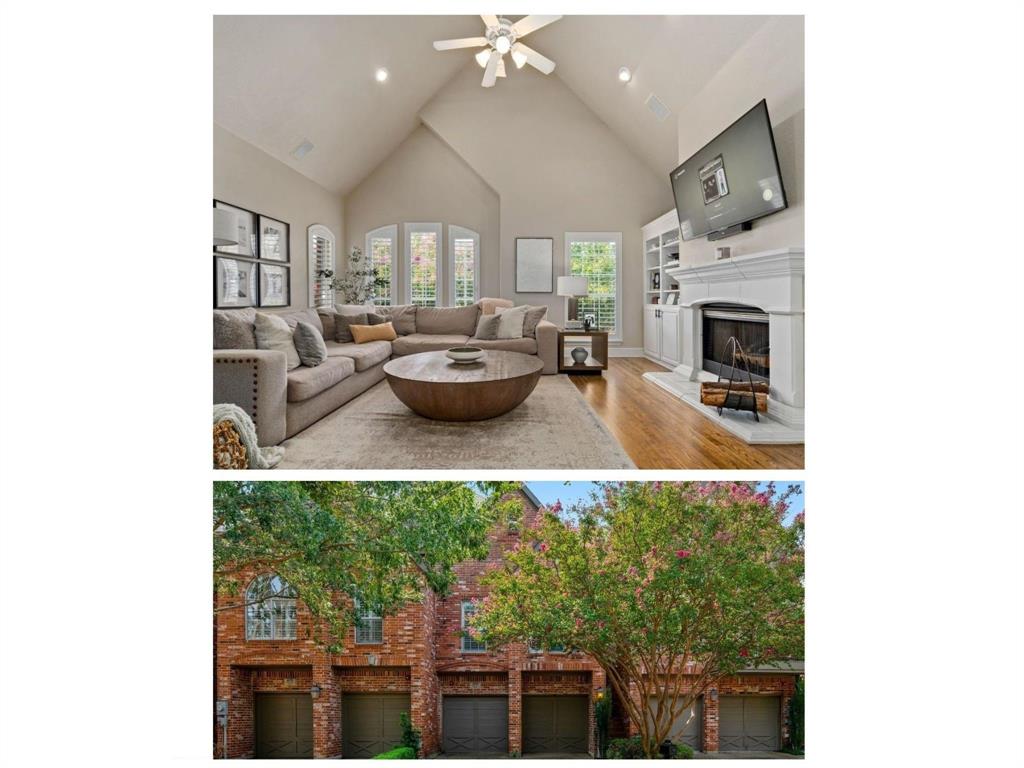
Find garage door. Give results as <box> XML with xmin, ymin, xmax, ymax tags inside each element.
<box><xmin>442</xmin><ymin>696</ymin><xmax>508</xmax><ymax>754</ymax></box>
<box><xmin>523</xmin><ymin>695</ymin><xmax>589</xmax><ymax>754</ymax></box>
<box><xmin>647</xmin><ymin>696</ymin><xmax>703</xmax><ymax>750</ymax></box>
<box><xmin>342</xmin><ymin>693</ymin><xmax>411</xmax><ymax>758</ymax></box>
<box><xmin>719</xmin><ymin>696</ymin><xmax>779</xmax><ymax>752</ymax></box>
<box><xmin>255</xmin><ymin>693</ymin><xmax>313</xmax><ymax>759</ymax></box>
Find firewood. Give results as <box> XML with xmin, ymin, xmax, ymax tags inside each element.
<box><xmin>700</xmin><ymin>380</ymin><xmax>769</xmax><ymax>394</ymax></box>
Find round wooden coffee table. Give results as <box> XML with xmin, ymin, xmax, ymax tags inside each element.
<box><xmin>383</xmin><ymin>350</ymin><xmax>543</xmax><ymax>421</ymax></box>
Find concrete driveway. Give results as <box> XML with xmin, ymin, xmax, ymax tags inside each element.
<box><xmin>696</xmin><ymin>751</ymin><xmax>803</xmax><ymax>759</ymax></box>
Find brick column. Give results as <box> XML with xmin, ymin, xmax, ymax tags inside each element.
<box><xmin>312</xmin><ymin>662</ymin><xmax>341</xmax><ymax>758</ymax></box>
<box><xmin>216</xmin><ymin>666</ymin><xmax>253</xmax><ymax>759</ymax></box>
<box><xmin>703</xmin><ymin>688</ymin><xmax>720</xmax><ymax>753</ymax></box>
<box><xmin>508</xmin><ymin>668</ymin><xmax>523</xmax><ymax>754</ymax></box>
<box><xmin>589</xmin><ymin>668</ymin><xmax>606</xmax><ymax>756</ymax></box>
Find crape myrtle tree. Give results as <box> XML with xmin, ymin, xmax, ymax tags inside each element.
<box><xmin>214</xmin><ymin>481</ymin><xmax>519</xmax><ymax>652</ymax></box>
<box><xmin>472</xmin><ymin>481</ymin><xmax>804</xmax><ymax>758</ymax></box>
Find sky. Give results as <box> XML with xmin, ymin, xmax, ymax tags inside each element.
<box><xmin>525</xmin><ymin>481</ymin><xmax>804</xmax><ymax>525</ymax></box>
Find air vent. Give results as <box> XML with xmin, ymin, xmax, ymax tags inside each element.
<box><xmin>291</xmin><ymin>139</ymin><xmax>314</xmax><ymax>159</ymax></box>
<box><xmin>645</xmin><ymin>93</ymin><xmax>671</xmax><ymax>122</ymax></box>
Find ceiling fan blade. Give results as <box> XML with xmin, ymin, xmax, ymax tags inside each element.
<box><xmin>482</xmin><ymin>50</ymin><xmax>500</xmax><ymax>87</ymax></box>
<box><xmin>433</xmin><ymin>36</ymin><xmax>489</xmax><ymax>51</ymax></box>
<box><xmin>512</xmin><ymin>15</ymin><xmax>562</xmax><ymax>37</ymax></box>
<box><xmin>511</xmin><ymin>42</ymin><xmax>555</xmax><ymax>75</ymax></box>
<box><xmin>481</xmin><ymin>14</ymin><xmax>499</xmax><ymax>28</ymax></box>
<box><xmin>497</xmin><ymin>56</ymin><xmax>507</xmax><ymax>78</ymax></box>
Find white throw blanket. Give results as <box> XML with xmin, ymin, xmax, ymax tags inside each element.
<box><xmin>213</xmin><ymin>403</ymin><xmax>284</xmax><ymax>469</ymax></box>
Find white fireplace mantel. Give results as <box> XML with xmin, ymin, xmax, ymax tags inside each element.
<box><xmin>645</xmin><ymin>247</ymin><xmax>805</xmax><ymax>444</ymax></box>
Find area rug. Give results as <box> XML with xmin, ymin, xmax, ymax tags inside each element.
<box><xmin>277</xmin><ymin>376</ymin><xmax>635</xmax><ymax>469</ymax></box>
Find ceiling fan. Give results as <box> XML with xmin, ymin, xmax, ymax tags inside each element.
<box><xmin>433</xmin><ymin>14</ymin><xmax>562</xmax><ymax>88</ymax></box>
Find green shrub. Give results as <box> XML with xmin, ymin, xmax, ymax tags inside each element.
<box><xmin>786</xmin><ymin>677</ymin><xmax>805</xmax><ymax>753</ymax></box>
<box><xmin>372</xmin><ymin>747</ymin><xmax>415</xmax><ymax>760</ymax></box>
<box><xmin>399</xmin><ymin>712</ymin><xmax>422</xmax><ymax>756</ymax></box>
<box><xmin>674</xmin><ymin>743</ymin><xmax>694</xmax><ymax>759</ymax></box>
<box><xmin>606</xmin><ymin>736</ymin><xmax>645</xmax><ymax>759</ymax></box>
<box><xmin>595</xmin><ymin>689</ymin><xmax>612</xmax><ymax>758</ymax></box>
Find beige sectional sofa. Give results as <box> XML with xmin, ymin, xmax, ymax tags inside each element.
<box><xmin>213</xmin><ymin>301</ymin><xmax>558</xmax><ymax>446</ymax></box>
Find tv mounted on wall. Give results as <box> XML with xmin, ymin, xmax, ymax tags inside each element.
<box><xmin>670</xmin><ymin>99</ymin><xmax>788</xmax><ymax>242</ymax></box>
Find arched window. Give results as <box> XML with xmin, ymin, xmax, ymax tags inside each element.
<box><xmin>365</xmin><ymin>224</ymin><xmax>397</xmax><ymax>308</ymax></box>
<box><xmin>308</xmin><ymin>224</ymin><xmax>336</xmax><ymax>309</ymax></box>
<box><xmin>245</xmin><ymin>574</ymin><xmax>298</xmax><ymax>640</ymax></box>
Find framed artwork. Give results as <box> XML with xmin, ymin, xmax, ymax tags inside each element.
<box><xmin>214</xmin><ymin>256</ymin><xmax>258</xmax><ymax>308</ymax></box>
<box><xmin>213</xmin><ymin>200</ymin><xmax>258</xmax><ymax>258</ymax></box>
<box><xmin>259</xmin><ymin>263</ymin><xmax>290</xmax><ymax>307</ymax></box>
<box><xmin>515</xmin><ymin>237</ymin><xmax>553</xmax><ymax>293</ymax></box>
<box><xmin>259</xmin><ymin>215</ymin><xmax>289</xmax><ymax>262</ymax></box>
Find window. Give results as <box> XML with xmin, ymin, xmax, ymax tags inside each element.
<box><xmin>448</xmin><ymin>225</ymin><xmax>479</xmax><ymax>307</ymax></box>
<box><xmin>565</xmin><ymin>232</ymin><xmax>622</xmax><ymax>342</ymax></box>
<box><xmin>460</xmin><ymin>601</ymin><xmax>487</xmax><ymax>653</ymax></box>
<box><xmin>366</xmin><ymin>224</ymin><xmax>397</xmax><ymax>308</ymax></box>
<box><xmin>308</xmin><ymin>224</ymin><xmax>336</xmax><ymax>309</ymax></box>
<box><xmin>354</xmin><ymin>599</ymin><xmax>383</xmax><ymax>644</ymax></box>
<box><xmin>245</xmin><ymin>574</ymin><xmax>298</xmax><ymax>641</ymax></box>
<box><xmin>404</xmin><ymin>222</ymin><xmax>441</xmax><ymax>307</ymax></box>
<box><xmin>528</xmin><ymin>641</ymin><xmax>566</xmax><ymax>654</ymax></box>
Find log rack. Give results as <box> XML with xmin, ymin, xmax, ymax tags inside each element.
<box><xmin>699</xmin><ymin>336</ymin><xmax>768</xmax><ymax>422</ymax></box>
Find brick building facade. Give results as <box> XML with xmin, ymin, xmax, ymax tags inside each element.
<box><xmin>214</xmin><ymin>488</ymin><xmax>800</xmax><ymax>758</ymax></box>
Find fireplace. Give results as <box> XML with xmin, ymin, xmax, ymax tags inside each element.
<box><xmin>701</xmin><ymin>303</ymin><xmax>769</xmax><ymax>383</ymax></box>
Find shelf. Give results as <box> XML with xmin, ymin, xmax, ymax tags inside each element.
<box><xmin>663</xmin><ymin>260</ymin><xmax>680</xmax><ymax>269</ymax></box>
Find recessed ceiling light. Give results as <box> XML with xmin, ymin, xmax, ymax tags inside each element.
<box><xmin>618</xmin><ymin>66</ymin><xmax>632</xmax><ymax>83</ymax></box>
<box><xmin>291</xmin><ymin>139</ymin><xmax>314</xmax><ymax>159</ymax></box>
<box><xmin>375</xmin><ymin>67</ymin><xmax>389</xmax><ymax>83</ymax></box>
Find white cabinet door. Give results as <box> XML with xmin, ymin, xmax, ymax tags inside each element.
<box><xmin>643</xmin><ymin>306</ymin><xmax>661</xmax><ymax>358</ymax></box>
<box><xmin>660</xmin><ymin>307</ymin><xmax>681</xmax><ymax>367</ymax></box>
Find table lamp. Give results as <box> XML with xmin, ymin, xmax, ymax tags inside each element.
<box><xmin>557</xmin><ymin>276</ymin><xmax>589</xmax><ymax>328</ymax></box>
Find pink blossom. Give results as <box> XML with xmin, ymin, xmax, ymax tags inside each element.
<box><xmin>627</xmin><ymin>566</ymin><xmax>639</xmax><ymax>577</ymax></box>
<box><xmin>539</xmin><ymin>542</ymin><xmax>549</xmax><ymax>552</ymax></box>
<box><xmin>575</xmin><ymin>617</ymin><xmax>583</xmax><ymax>630</ymax></box>
<box><xmin>550</xmin><ymin>500</ymin><xmax>563</xmax><ymax>514</ymax></box>
<box><xmin>675</xmin><ymin>549</ymin><xmax>691</xmax><ymax>559</ymax></box>
<box><xmin>739</xmin><ymin>648</ymin><xmax>749</xmax><ymax>657</ymax></box>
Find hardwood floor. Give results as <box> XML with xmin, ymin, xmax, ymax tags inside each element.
<box><xmin>568</xmin><ymin>357</ymin><xmax>804</xmax><ymax>470</ymax></box>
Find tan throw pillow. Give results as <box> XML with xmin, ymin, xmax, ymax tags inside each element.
<box><xmin>495</xmin><ymin>305</ymin><xmax>528</xmax><ymax>339</ymax></box>
<box><xmin>254</xmin><ymin>312</ymin><xmax>301</xmax><ymax>370</ymax></box>
<box><xmin>350</xmin><ymin>322</ymin><xmax>398</xmax><ymax>343</ymax></box>
<box><xmin>522</xmin><ymin>305</ymin><xmax>548</xmax><ymax>338</ymax></box>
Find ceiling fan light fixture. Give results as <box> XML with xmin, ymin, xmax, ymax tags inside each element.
<box><xmin>475</xmin><ymin>49</ymin><xmax>491</xmax><ymax>68</ymax></box>
<box><xmin>618</xmin><ymin>66</ymin><xmax>632</xmax><ymax>83</ymax></box>
<box><xmin>494</xmin><ymin>34</ymin><xmax>511</xmax><ymax>54</ymax></box>
<box><xmin>511</xmin><ymin>48</ymin><xmax>528</xmax><ymax>69</ymax></box>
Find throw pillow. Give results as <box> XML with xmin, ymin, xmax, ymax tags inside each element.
<box><xmin>384</xmin><ymin>304</ymin><xmax>417</xmax><ymax>335</ymax></box>
<box><xmin>213</xmin><ymin>309</ymin><xmax>257</xmax><ymax>349</ymax></box>
<box><xmin>293</xmin><ymin>321</ymin><xmax>327</xmax><ymax>367</ymax></box>
<box><xmin>496</xmin><ymin>305</ymin><xmax>529</xmax><ymax>339</ymax></box>
<box><xmin>335</xmin><ymin>313</ymin><xmax>368</xmax><ymax>343</ymax></box>
<box><xmin>350</xmin><ymin>322</ymin><xmax>398</xmax><ymax>343</ymax></box>
<box><xmin>522</xmin><ymin>305</ymin><xmax>548</xmax><ymax>338</ymax></box>
<box><xmin>366</xmin><ymin>312</ymin><xmax>387</xmax><ymax>325</ymax></box>
<box><xmin>473</xmin><ymin>313</ymin><xmax>500</xmax><ymax>340</ymax></box>
<box><xmin>254</xmin><ymin>312</ymin><xmax>301</xmax><ymax>371</ymax></box>
<box><xmin>317</xmin><ymin>309</ymin><xmax>338</xmax><ymax>341</ymax></box>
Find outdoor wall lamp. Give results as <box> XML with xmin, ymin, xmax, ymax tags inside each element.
<box><xmin>310</xmin><ymin>684</ymin><xmax>322</xmax><ymax>699</ymax></box>
<box><xmin>709</xmin><ymin>688</ymin><xmax>718</xmax><ymax>701</ymax></box>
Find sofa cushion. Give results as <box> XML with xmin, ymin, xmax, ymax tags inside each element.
<box><xmin>415</xmin><ymin>304</ymin><xmax>480</xmax><ymax>336</ymax></box>
<box><xmin>275</xmin><ymin>307</ymin><xmax>323</xmax><ymax>335</ymax></box>
<box><xmin>254</xmin><ymin>312</ymin><xmax>301</xmax><ymax>370</ymax></box>
<box><xmin>293</xmin><ymin>321</ymin><xmax>328</xmax><ymax>367</ymax></box>
<box><xmin>382</xmin><ymin>304</ymin><xmax>417</xmax><ymax>335</ymax></box>
<box><xmin>351</xmin><ymin>322</ymin><xmax>398</xmax><ymax>343</ymax></box>
<box><xmin>479</xmin><ymin>297</ymin><xmax>514</xmax><ymax>315</ymax></box>
<box><xmin>470</xmin><ymin>337</ymin><xmax>538</xmax><ymax>354</ymax></box>
<box><xmin>286</xmin><ymin>355</ymin><xmax>355</xmax><ymax>402</ymax></box>
<box><xmin>391</xmin><ymin>333</ymin><xmax>470</xmax><ymax>356</ymax></box>
<box><xmin>324</xmin><ymin>340</ymin><xmax>392</xmax><ymax>371</ymax></box>
<box><xmin>213</xmin><ymin>308</ymin><xmax>257</xmax><ymax>349</ymax></box>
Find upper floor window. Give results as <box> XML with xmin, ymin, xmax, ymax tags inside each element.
<box><xmin>354</xmin><ymin>599</ymin><xmax>383</xmax><ymax>645</ymax></box>
<box><xmin>565</xmin><ymin>232</ymin><xmax>622</xmax><ymax>342</ymax></box>
<box><xmin>449</xmin><ymin>225</ymin><xmax>479</xmax><ymax>307</ymax></box>
<box><xmin>308</xmin><ymin>224</ymin><xmax>336</xmax><ymax>309</ymax></box>
<box><xmin>245</xmin><ymin>574</ymin><xmax>298</xmax><ymax>641</ymax></box>
<box><xmin>529</xmin><ymin>641</ymin><xmax>567</xmax><ymax>654</ymax></box>
<box><xmin>404</xmin><ymin>222</ymin><xmax>441</xmax><ymax>307</ymax></box>
<box><xmin>460</xmin><ymin>601</ymin><xmax>487</xmax><ymax>653</ymax></box>
<box><xmin>366</xmin><ymin>224</ymin><xmax>397</xmax><ymax>308</ymax></box>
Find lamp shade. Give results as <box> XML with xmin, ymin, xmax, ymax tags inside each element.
<box><xmin>557</xmin><ymin>275</ymin><xmax>589</xmax><ymax>297</ymax></box>
<box><xmin>213</xmin><ymin>208</ymin><xmax>239</xmax><ymax>247</ymax></box>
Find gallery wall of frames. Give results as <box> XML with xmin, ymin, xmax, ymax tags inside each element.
<box><xmin>213</xmin><ymin>199</ymin><xmax>291</xmax><ymax>309</ymax></box>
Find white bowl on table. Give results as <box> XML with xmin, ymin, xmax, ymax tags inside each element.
<box><xmin>446</xmin><ymin>346</ymin><xmax>485</xmax><ymax>364</ymax></box>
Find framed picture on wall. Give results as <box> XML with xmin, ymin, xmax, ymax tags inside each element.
<box><xmin>515</xmin><ymin>237</ymin><xmax>553</xmax><ymax>293</ymax></box>
<box><xmin>214</xmin><ymin>256</ymin><xmax>258</xmax><ymax>308</ymax></box>
<box><xmin>259</xmin><ymin>263</ymin><xmax>290</xmax><ymax>307</ymax></box>
<box><xmin>213</xmin><ymin>200</ymin><xmax>257</xmax><ymax>258</ymax></box>
<box><xmin>259</xmin><ymin>215</ymin><xmax>289</xmax><ymax>262</ymax></box>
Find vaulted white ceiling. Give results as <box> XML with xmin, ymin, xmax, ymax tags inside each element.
<box><xmin>214</xmin><ymin>15</ymin><xmax>778</xmax><ymax>195</ymax></box>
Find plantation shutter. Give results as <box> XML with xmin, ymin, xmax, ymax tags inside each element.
<box><xmin>308</xmin><ymin>225</ymin><xmax>336</xmax><ymax>308</ymax></box>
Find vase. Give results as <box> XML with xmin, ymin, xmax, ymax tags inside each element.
<box><xmin>571</xmin><ymin>347</ymin><xmax>589</xmax><ymax>364</ymax></box>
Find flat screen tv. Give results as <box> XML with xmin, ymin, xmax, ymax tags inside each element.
<box><xmin>670</xmin><ymin>99</ymin><xmax>788</xmax><ymax>241</ymax></box>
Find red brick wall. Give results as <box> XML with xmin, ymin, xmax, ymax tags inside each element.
<box><xmin>439</xmin><ymin>671</ymin><xmax>509</xmax><ymax>695</ymax></box>
<box><xmin>338</xmin><ymin>666</ymin><xmax>411</xmax><ymax>692</ymax></box>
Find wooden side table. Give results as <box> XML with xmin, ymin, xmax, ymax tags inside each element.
<box><xmin>557</xmin><ymin>329</ymin><xmax>609</xmax><ymax>374</ymax></box>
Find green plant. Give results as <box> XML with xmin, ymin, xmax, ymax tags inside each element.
<box><xmin>330</xmin><ymin>246</ymin><xmax>388</xmax><ymax>303</ymax></box>
<box><xmin>372</xmin><ymin>747</ymin><xmax>415</xmax><ymax>759</ymax></box>
<box><xmin>509</xmin><ymin>751</ymin><xmax>521</xmax><ymax>758</ymax></box>
<box><xmin>674</xmin><ymin>743</ymin><xmax>694</xmax><ymax>759</ymax></box>
<box><xmin>786</xmin><ymin>676</ymin><xmax>805</xmax><ymax>753</ymax></box>
<box><xmin>594</xmin><ymin>689</ymin><xmax>612</xmax><ymax>758</ymax></box>
<box><xmin>606</xmin><ymin>736</ymin><xmax>645</xmax><ymax>759</ymax></box>
<box><xmin>399</xmin><ymin>712</ymin><xmax>421</xmax><ymax>756</ymax></box>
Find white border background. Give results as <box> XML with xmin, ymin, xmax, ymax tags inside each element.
<box><xmin>1</xmin><ymin>1</ymin><xmax>1022</xmax><ymax>766</ymax></box>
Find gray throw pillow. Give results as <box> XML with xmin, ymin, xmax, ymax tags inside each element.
<box><xmin>473</xmin><ymin>314</ymin><xmax>500</xmax><ymax>340</ymax></box>
<box><xmin>335</xmin><ymin>313</ymin><xmax>368</xmax><ymax>343</ymax></box>
<box><xmin>213</xmin><ymin>309</ymin><xmax>257</xmax><ymax>349</ymax></box>
<box><xmin>293</xmin><ymin>321</ymin><xmax>327</xmax><ymax>367</ymax></box>
<box><xmin>523</xmin><ymin>305</ymin><xmax>548</xmax><ymax>338</ymax></box>
<box><xmin>366</xmin><ymin>312</ymin><xmax>387</xmax><ymax>325</ymax></box>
